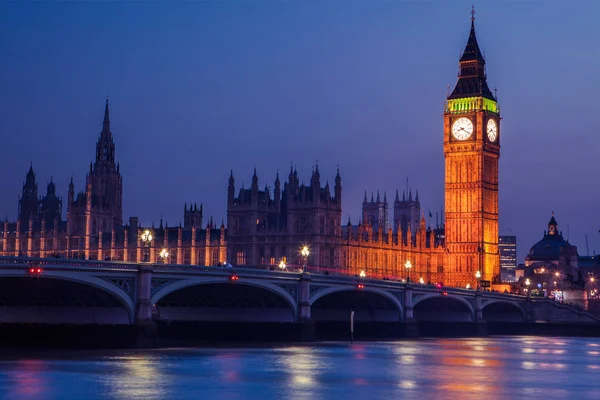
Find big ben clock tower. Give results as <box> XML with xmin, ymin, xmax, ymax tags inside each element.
<box><xmin>444</xmin><ymin>10</ymin><xmax>500</xmax><ymax>287</ymax></box>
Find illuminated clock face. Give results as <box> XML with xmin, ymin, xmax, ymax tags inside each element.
<box><xmin>451</xmin><ymin>117</ymin><xmax>473</xmax><ymax>141</ymax></box>
<box><xmin>487</xmin><ymin>119</ymin><xmax>498</xmax><ymax>142</ymax></box>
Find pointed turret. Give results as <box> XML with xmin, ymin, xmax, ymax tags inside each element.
<box><xmin>251</xmin><ymin>168</ymin><xmax>258</xmax><ymax>187</ymax></box>
<box><xmin>402</xmin><ymin>191</ymin><xmax>406</xmax><ymax>202</ymax></box>
<box><xmin>26</xmin><ymin>163</ymin><xmax>36</xmax><ymax>186</ymax></box>
<box><xmin>102</xmin><ymin>97</ymin><xmax>110</xmax><ymax>134</ymax></box>
<box><xmin>334</xmin><ymin>167</ymin><xmax>342</xmax><ymax>203</ymax></box>
<box><xmin>376</xmin><ymin>190</ymin><xmax>380</xmax><ymax>202</ymax></box>
<box><xmin>228</xmin><ymin>170</ymin><xmax>235</xmax><ymax>204</ymax></box>
<box><xmin>408</xmin><ymin>189</ymin><xmax>412</xmax><ymax>201</ymax></box>
<box><xmin>415</xmin><ymin>190</ymin><xmax>419</xmax><ymax>202</ymax></box>
<box><xmin>548</xmin><ymin>211</ymin><xmax>558</xmax><ymax>236</ymax></box>
<box><xmin>47</xmin><ymin>177</ymin><xmax>56</xmax><ymax>196</ymax></box>
<box><xmin>363</xmin><ymin>190</ymin><xmax>368</xmax><ymax>204</ymax></box>
<box><xmin>395</xmin><ymin>189</ymin><xmax>399</xmax><ymax>202</ymax></box>
<box><xmin>383</xmin><ymin>191</ymin><xmax>387</xmax><ymax>203</ymax></box>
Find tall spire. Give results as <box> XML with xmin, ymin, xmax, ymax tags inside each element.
<box><xmin>448</xmin><ymin>7</ymin><xmax>495</xmax><ymax>101</ymax></box>
<box><xmin>461</xmin><ymin>6</ymin><xmax>484</xmax><ymax>63</ymax></box>
<box><xmin>102</xmin><ymin>96</ymin><xmax>110</xmax><ymax>134</ymax></box>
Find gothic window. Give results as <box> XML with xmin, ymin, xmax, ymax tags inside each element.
<box><xmin>236</xmin><ymin>251</ymin><xmax>246</xmax><ymax>265</ymax></box>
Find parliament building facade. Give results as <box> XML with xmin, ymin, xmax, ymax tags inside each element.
<box><xmin>0</xmin><ymin>16</ymin><xmax>500</xmax><ymax>288</ymax></box>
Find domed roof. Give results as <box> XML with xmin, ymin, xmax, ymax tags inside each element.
<box><xmin>527</xmin><ymin>234</ymin><xmax>570</xmax><ymax>261</ymax></box>
<box><xmin>526</xmin><ymin>213</ymin><xmax>577</xmax><ymax>261</ymax></box>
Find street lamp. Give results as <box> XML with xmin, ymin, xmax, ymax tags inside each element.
<box><xmin>159</xmin><ymin>248</ymin><xmax>170</xmax><ymax>264</ymax></box>
<box><xmin>405</xmin><ymin>260</ymin><xmax>412</xmax><ymax>283</ymax></box>
<box><xmin>419</xmin><ymin>277</ymin><xmax>424</xmax><ymax>285</ymax></box>
<box><xmin>141</xmin><ymin>229</ymin><xmax>153</xmax><ymax>262</ymax></box>
<box><xmin>359</xmin><ymin>270</ymin><xmax>366</xmax><ymax>278</ymax></box>
<box><xmin>525</xmin><ymin>278</ymin><xmax>531</xmax><ymax>297</ymax></box>
<box><xmin>475</xmin><ymin>270</ymin><xmax>481</xmax><ymax>290</ymax></box>
<box><xmin>279</xmin><ymin>260</ymin><xmax>286</xmax><ymax>270</ymax></box>
<box><xmin>300</xmin><ymin>246</ymin><xmax>310</xmax><ymax>273</ymax></box>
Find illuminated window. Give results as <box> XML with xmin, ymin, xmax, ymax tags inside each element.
<box><xmin>236</xmin><ymin>251</ymin><xmax>246</xmax><ymax>265</ymax></box>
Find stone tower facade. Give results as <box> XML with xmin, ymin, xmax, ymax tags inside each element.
<box><xmin>18</xmin><ymin>165</ymin><xmax>39</xmax><ymax>225</ymax></box>
<box><xmin>393</xmin><ymin>189</ymin><xmax>420</xmax><ymax>238</ymax></box>
<box><xmin>68</xmin><ymin>99</ymin><xmax>123</xmax><ymax>259</ymax></box>
<box><xmin>227</xmin><ymin>166</ymin><xmax>342</xmax><ymax>268</ymax></box>
<box><xmin>443</xmin><ymin>15</ymin><xmax>501</xmax><ymax>286</ymax></box>
<box><xmin>362</xmin><ymin>191</ymin><xmax>388</xmax><ymax>232</ymax></box>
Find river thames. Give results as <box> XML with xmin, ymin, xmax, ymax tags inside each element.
<box><xmin>1</xmin><ymin>336</ymin><xmax>599</xmax><ymax>400</ymax></box>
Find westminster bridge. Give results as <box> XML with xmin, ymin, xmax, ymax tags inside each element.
<box><xmin>1</xmin><ymin>256</ymin><xmax>599</xmax><ymax>344</ymax></box>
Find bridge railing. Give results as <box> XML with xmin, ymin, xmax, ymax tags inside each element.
<box><xmin>0</xmin><ymin>256</ymin><xmax>140</xmax><ymax>271</ymax></box>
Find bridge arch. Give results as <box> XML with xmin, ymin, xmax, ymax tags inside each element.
<box><xmin>310</xmin><ymin>286</ymin><xmax>403</xmax><ymax>322</ymax></box>
<box><xmin>0</xmin><ymin>270</ymin><xmax>135</xmax><ymax>324</ymax></box>
<box><xmin>482</xmin><ymin>300</ymin><xmax>525</xmax><ymax>322</ymax></box>
<box><xmin>151</xmin><ymin>277</ymin><xmax>298</xmax><ymax>322</ymax></box>
<box><xmin>413</xmin><ymin>293</ymin><xmax>474</xmax><ymax>322</ymax></box>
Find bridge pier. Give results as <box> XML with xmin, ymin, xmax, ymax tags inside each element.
<box><xmin>403</xmin><ymin>284</ymin><xmax>419</xmax><ymax>337</ymax></box>
<box><xmin>475</xmin><ymin>290</ymin><xmax>483</xmax><ymax>321</ymax></box>
<box><xmin>134</xmin><ymin>265</ymin><xmax>158</xmax><ymax>348</ymax></box>
<box><xmin>297</xmin><ymin>273</ymin><xmax>315</xmax><ymax>341</ymax></box>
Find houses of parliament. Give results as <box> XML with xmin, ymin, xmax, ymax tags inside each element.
<box><xmin>0</xmin><ymin>15</ymin><xmax>501</xmax><ymax>287</ymax></box>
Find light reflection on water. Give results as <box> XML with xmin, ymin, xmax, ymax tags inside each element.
<box><xmin>0</xmin><ymin>337</ymin><xmax>599</xmax><ymax>400</ymax></box>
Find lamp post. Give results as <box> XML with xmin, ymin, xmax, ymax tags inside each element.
<box><xmin>525</xmin><ymin>278</ymin><xmax>531</xmax><ymax>297</ymax></box>
<box><xmin>405</xmin><ymin>260</ymin><xmax>412</xmax><ymax>283</ymax></box>
<box><xmin>301</xmin><ymin>246</ymin><xmax>310</xmax><ymax>273</ymax></box>
<box><xmin>359</xmin><ymin>270</ymin><xmax>366</xmax><ymax>278</ymax></box>
<box><xmin>475</xmin><ymin>270</ymin><xmax>481</xmax><ymax>290</ymax></box>
<box><xmin>141</xmin><ymin>229</ymin><xmax>153</xmax><ymax>262</ymax></box>
<box><xmin>159</xmin><ymin>248</ymin><xmax>170</xmax><ymax>264</ymax></box>
<box><xmin>279</xmin><ymin>260</ymin><xmax>286</xmax><ymax>270</ymax></box>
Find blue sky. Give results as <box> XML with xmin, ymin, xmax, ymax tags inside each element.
<box><xmin>1</xmin><ymin>1</ymin><xmax>599</xmax><ymax>262</ymax></box>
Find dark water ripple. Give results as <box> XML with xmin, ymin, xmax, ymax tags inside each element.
<box><xmin>1</xmin><ymin>336</ymin><xmax>599</xmax><ymax>400</ymax></box>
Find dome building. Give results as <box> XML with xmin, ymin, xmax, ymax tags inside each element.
<box><xmin>524</xmin><ymin>213</ymin><xmax>579</xmax><ymax>290</ymax></box>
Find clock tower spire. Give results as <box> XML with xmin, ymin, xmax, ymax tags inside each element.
<box><xmin>443</xmin><ymin>11</ymin><xmax>501</xmax><ymax>287</ymax></box>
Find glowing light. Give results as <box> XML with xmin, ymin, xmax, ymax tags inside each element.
<box><xmin>141</xmin><ymin>229</ymin><xmax>153</xmax><ymax>243</ymax></box>
<box><xmin>525</xmin><ymin>279</ymin><xmax>531</xmax><ymax>286</ymax></box>
<box><xmin>475</xmin><ymin>270</ymin><xmax>481</xmax><ymax>279</ymax></box>
<box><xmin>466</xmin><ymin>283</ymin><xmax>471</xmax><ymax>289</ymax></box>
<box><xmin>359</xmin><ymin>270</ymin><xmax>366</xmax><ymax>278</ymax></box>
<box><xmin>159</xmin><ymin>248</ymin><xmax>169</xmax><ymax>263</ymax></box>
<box><xmin>419</xmin><ymin>277</ymin><xmax>424</xmax><ymax>284</ymax></box>
<box><xmin>300</xmin><ymin>246</ymin><xmax>310</xmax><ymax>257</ymax></box>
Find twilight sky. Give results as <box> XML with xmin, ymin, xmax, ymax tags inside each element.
<box><xmin>1</xmin><ymin>1</ymin><xmax>599</xmax><ymax>262</ymax></box>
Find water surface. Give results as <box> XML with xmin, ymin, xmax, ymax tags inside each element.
<box><xmin>1</xmin><ymin>337</ymin><xmax>599</xmax><ymax>400</ymax></box>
